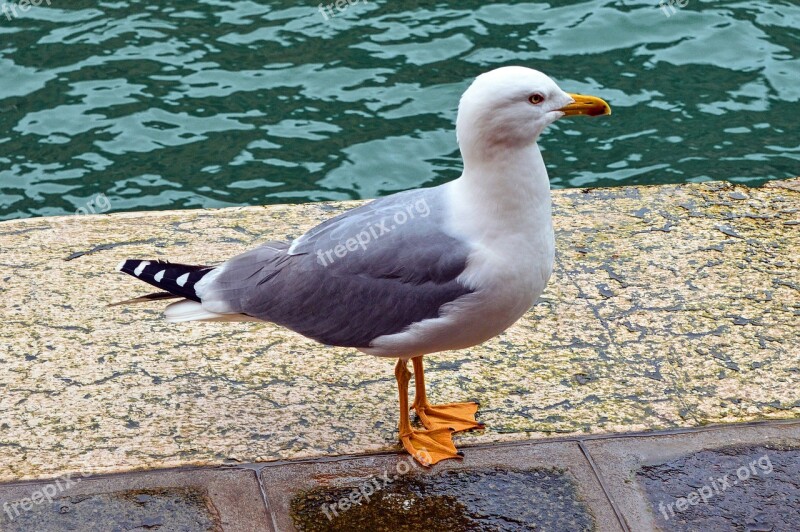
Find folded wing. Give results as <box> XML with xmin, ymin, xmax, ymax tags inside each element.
<box><xmin>197</xmin><ymin>188</ymin><xmax>474</xmax><ymax>347</ymax></box>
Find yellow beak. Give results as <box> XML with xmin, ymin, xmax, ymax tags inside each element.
<box><xmin>560</xmin><ymin>94</ymin><xmax>611</xmax><ymax>117</ymax></box>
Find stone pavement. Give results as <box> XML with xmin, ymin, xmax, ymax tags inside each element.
<box><xmin>0</xmin><ymin>178</ymin><xmax>798</xmax><ymax>529</ymax></box>
<box><xmin>0</xmin><ymin>421</ymin><xmax>797</xmax><ymax>530</ymax></box>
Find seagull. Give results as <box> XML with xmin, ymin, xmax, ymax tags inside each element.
<box><xmin>114</xmin><ymin>66</ymin><xmax>610</xmax><ymax>466</ymax></box>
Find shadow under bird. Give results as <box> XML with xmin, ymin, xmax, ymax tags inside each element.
<box><xmin>114</xmin><ymin>66</ymin><xmax>611</xmax><ymax>465</ymax></box>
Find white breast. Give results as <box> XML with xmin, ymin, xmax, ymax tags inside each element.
<box><xmin>364</xmin><ymin>147</ymin><xmax>555</xmax><ymax>358</ymax></box>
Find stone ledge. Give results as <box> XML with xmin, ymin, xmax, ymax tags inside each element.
<box><xmin>1</xmin><ymin>179</ymin><xmax>798</xmax><ymax>482</ymax></box>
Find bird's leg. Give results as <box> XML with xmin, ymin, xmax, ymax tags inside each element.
<box><xmin>411</xmin><ymin>356</ymin><xmax>484</xmax><ymax>432</ymax></box>
<box><xmin>395</xmin><ymin>358</ymin><xmax>460</xmax><ymax>466</ymax></box>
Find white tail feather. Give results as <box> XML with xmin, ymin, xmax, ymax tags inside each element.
<box><xmin>164</xmin><ymin>300</ymin><xmax>256</xmax><ymax>323</ymax></box>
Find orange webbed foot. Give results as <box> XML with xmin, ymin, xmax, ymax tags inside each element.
<box><xmin>413</xmin><ymin>401</ymin><xmax>484</xmax><ymax>433</ymax></box>
<box><xmin>400</xmin><ymin>426</ymin><xmax>461</xmax><ymax>466</ymax></box>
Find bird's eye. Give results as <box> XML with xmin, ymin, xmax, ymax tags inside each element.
<box><xmin>528</xmin><ymin>94</ymin><xmax>544</xmax><ymax>105</ymax></box>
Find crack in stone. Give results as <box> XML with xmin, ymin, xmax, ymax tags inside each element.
<box><xmin>64</xmin><ymin>239</ymin><xmax>159</xmax><ymax>261</ymax></box>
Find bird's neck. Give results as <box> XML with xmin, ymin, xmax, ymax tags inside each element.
<box><xmin>448</xmin><ymin>143</ymin><xmax>552</xmax><ymax>239</ymax></box>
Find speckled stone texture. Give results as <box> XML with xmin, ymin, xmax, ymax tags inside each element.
<box><xmin>1</xmin><ymin>179</ymin><xmax>798</xmax><ymax>482</ymax></box>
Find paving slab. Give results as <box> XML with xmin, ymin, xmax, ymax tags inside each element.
<box><xmin>259</xmin><ymin>440</ymin><xmax>622</xmax><ymax>531</ymax></box>
<box><xmin>0</xmin><ymin>468</ymin><xmax>268</xmax><ymax>532</ymax></box>
<box><xmin>0</xmin><ymin>421</ymin><xmax>796</xmax><ymax>531</ymax></box>
<box><xmin>0</xmin><ymin>179</ymin><xmax>798</xmax><ymax>481</ymax></box>
<box><xmin>584</xmin><ymin>420</ymin><xmax>800</xmax><ymax>531</ymax></box>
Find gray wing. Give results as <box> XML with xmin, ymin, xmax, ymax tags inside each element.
<box><xmin>201</xmin><ymin>187</ymin><xmax>473</xmax><ymax>348</ymax></box>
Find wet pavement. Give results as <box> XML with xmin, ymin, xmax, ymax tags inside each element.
<box><xmin>586</xmin><ymin>421</ymin><xmax>800</xmax><ymax>531</ymax></box>
<box><xmin>2</xmin><ymin>487</ymin><xmax>219</xmax><ymax>532</ymax></box>
<box><xmin>290</xmin><ymin>469</ymin><xmax>593</xmax><ymax>532</ymax></box>
<box><xmin>0</xmin><ymin>469</ymin><xmax>267</xmax><ymax>532</ymax></box>
<box><xmin>2</xmin><ymin>420</ymin><xmax>796</xmax><ymax>531</ymax></box>
<box><xmin>639</xmin><ymin>445</ymin><xmax>800</xmax><ymax>531</ymax></box>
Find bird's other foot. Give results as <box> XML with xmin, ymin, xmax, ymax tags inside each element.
<box><xmin>413</xmin><ymin>401</ymin><xmax>484</xmax><ymax>433</ymax></box>
<box><xmin>400</xmin><ymin>427</ymin><xmax>461</xmax><ymax>466</ymax></box>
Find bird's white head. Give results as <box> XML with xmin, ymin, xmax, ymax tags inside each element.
<box><xmin>456</xmin><ymin>66</ymin><xmax>611</xmax><ymax>163</ymax></box>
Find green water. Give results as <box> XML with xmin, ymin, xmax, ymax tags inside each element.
<box><xmin>0</xmin><ymin>0</ymin><xmax>797</xmax><ymax>220</ymax></box>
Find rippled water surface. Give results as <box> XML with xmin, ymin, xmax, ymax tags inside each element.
<box><xmin>1</xmin><ymin>0</ymin><xmax>797</xmax><ymax>220</ymax></box>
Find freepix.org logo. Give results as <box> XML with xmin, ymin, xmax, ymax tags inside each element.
<box><xmin>318</xmin><ymin>0</ymin><xmax>368</xmax><ymax>21</ymax></box>
<box><xmin>2</xmin><ymin>0</ymin><xmax>51</xmax><ymax>22</ymax></box>
<box><xmin>659</xmin><ymin>0</ymin><xmax>689</xmax><ymax>17</ymax></box>
<box><xmin>657</xmin><ymin>453</ymin><xmax>774</xmax><ymax>521</ymax></box>
<box><xmin>315</xmin><ymin>197</ymin><xmax>430</xmax><ymax>267</ymax></box>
